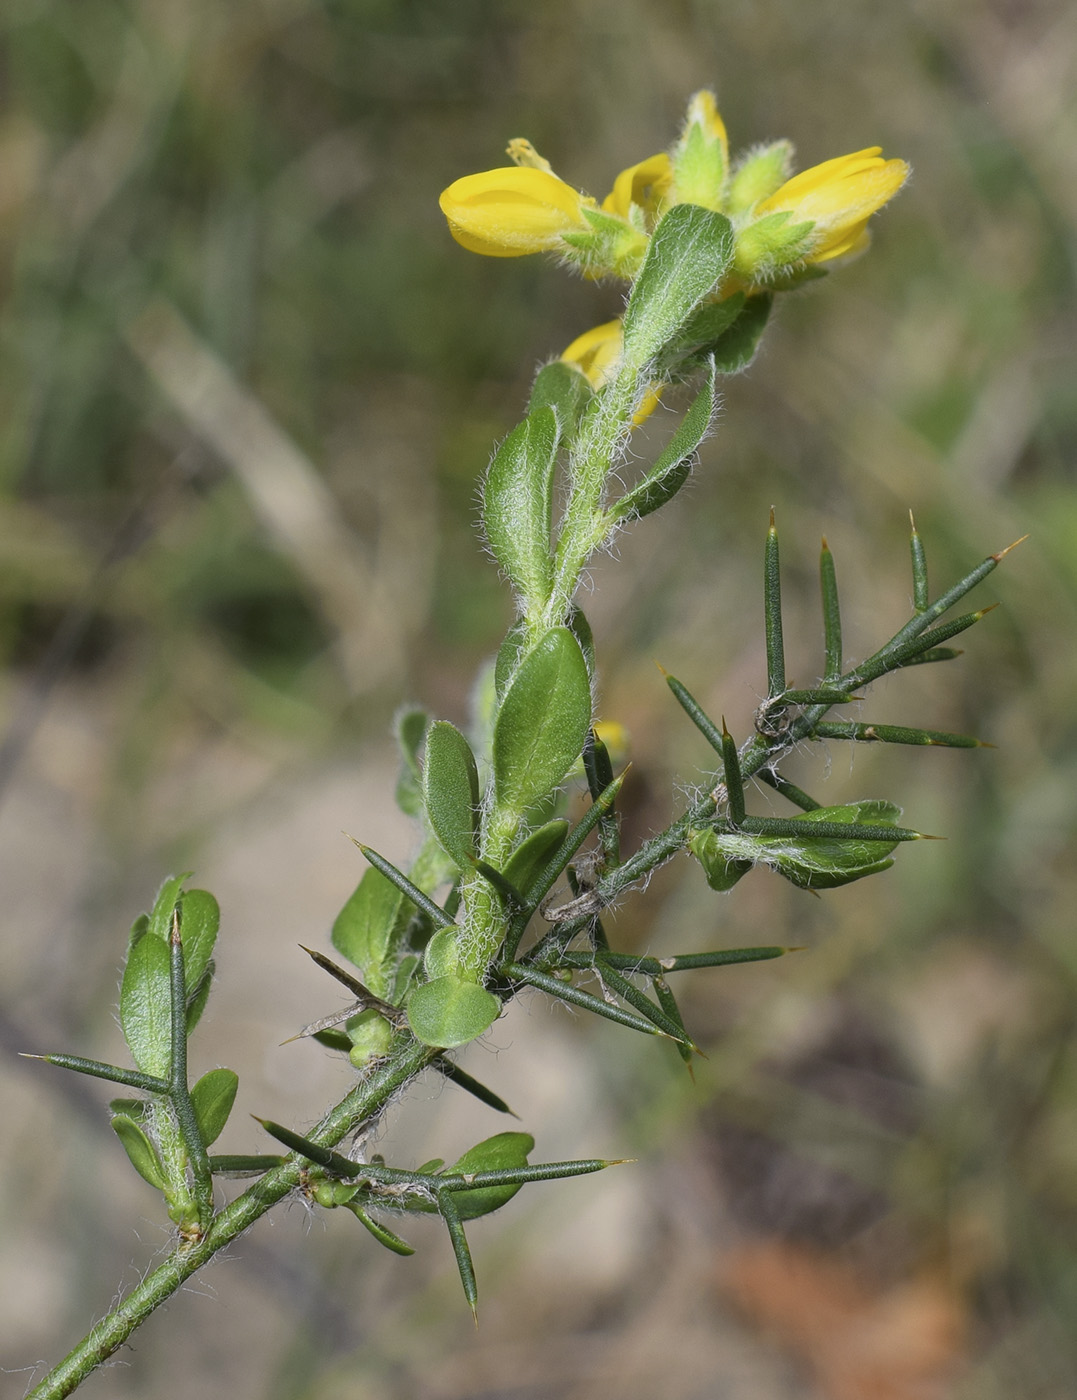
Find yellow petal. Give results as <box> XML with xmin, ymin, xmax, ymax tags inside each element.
<box><xmin>439</xmin><ymin>167</ymin><xmax>590</xmax><ymax>257</ymax></box>
<box><xmin>560</xmin><ymin>319</ymin><xmax>623</xmax><ymax>386</ymax></box>
<box><xmin>560</xmin><ymin>320</ymin><xmax>660</xmax><ymax>425</ymax></box>
<box><xmin>602</xmin><ymin>153</ymin><xmax>673</xmax><ymax>218</ymax></box>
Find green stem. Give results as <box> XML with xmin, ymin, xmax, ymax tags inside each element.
<box><xmin>29</xmin><ymin>1035</ymin><xmax>436</xmax><ymax>1400</ymax></box>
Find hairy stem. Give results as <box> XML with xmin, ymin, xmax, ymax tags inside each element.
<box><xmin>29</xmin><ymin>1035</ymin><xmax>436</xmax><ymax>1400</ymax></box>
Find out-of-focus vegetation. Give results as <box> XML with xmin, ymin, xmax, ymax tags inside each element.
<box><xmin>1</xmin><ymin>2</ymin><xmax>1074</xmax><ymax>1397</ymax></box>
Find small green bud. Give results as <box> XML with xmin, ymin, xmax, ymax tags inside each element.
<box><xmin>346</xmin><ymin>1009</ymin><xmax>393</xmax><ymax>1069</ymax></box>
<box><xmin>727</xmin><ymin>141</ymin><xmax>795</xmax><ymax>213</ymax></box>
<box><xmin>670</xmin><ymin>90</ymin><xmax>729</xmax><ymax>211</ymax></box>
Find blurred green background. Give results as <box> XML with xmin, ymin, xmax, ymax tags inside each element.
<box><xmin>1</xmin><ymin>1</ymin><xmax>1074</xmax><ymax>1397</ymax></box>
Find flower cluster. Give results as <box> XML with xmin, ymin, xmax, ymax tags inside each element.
<box><xmin>439</xmin><ymin>91</ymin><xmax>908</xmax><ymax>396</ymax></box>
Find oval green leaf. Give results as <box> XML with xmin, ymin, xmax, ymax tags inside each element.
<box><xmin>120</xmin><ymin>931</ymin><xmax>172</xmax><ymax>1077</ymax></box>
<box><xmin>178</xmin><ymin>888</ymin><xmax>218</xmax><ymax>997</ymax></box>
<box><xmin>482</xmin><ymin>406</ymin><xmax>560</xmax><ymax>611</ymax></box>
<box><xmin>331</xmin><ymin>866</ymin><xmax>407</xmax><ymax>998</ymax></box>
<box><xmin>423</xmin><ymin>720</ymin><xmax>480</xmax><ymax>868</ymax></box>
<box><xmin>408</xmin><ymin>1132</ymin><xmax>536</xmax><ymax>1220</ymax></box>
<box><xmin>112</xmin><ymin>1114</ymin><xmax>166</xmax><ymax>1191</ymax></box>
<box><xmin>492</xmin><ymin>627</ymin><xmax>592</xmax><ymax>816</ymax></box>
<box><xmin>502</xmin><ymin>819</ymin><xmax>571</xmax><ymax>894</ymax></box>
<box><xmin>190</xmin><ymin>1067</ymin><xmax>239</xmax><ymax>1147</ymax></box>
<box><xmin>407</xmin><ymin>975</ymin><xmax>501</xmax><ymax>1049</ymax></box>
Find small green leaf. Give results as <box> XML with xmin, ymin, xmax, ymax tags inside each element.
<box><xmin>126</xmin><ymin>912</ymin><xmax>149</xmax><ymax>957</ymax></box>
<box><xmin>112</xmin><ymin>1114</ymin><xmax>167</xmax><ymax>1191</ymax></box>
<box><xmin>502</xmin><ymin>820</ymin><xmax>571</xmax><ymax>894</ymax></box>
<box><xmin>688</xmin><ymin>827</ymin><xmax>752</xmax><ymax>891</ymax></box>
<box><xmin>184</xmin><ymin>964</ymin><xmax>214</xmax><ymax>1036</ymax></box>
<box><xmin>700</xmin><ymin>292</ymin><xmax>772</xmax><ymax>374</ymax></box>
<box><xmin>622</xmin><ymin>205</ymin><xmax>735</xmax><ymax>368</ymax></box>
<box><xmin>409</xmin><ymin>1133</ymin><xmax>535</xmax><ymax>1220</ymax></box>
<box><xmin>120</xmin><ymin>931</ymin><xmax>172</xmax><ymax>1077</ymax></box>
<box><xmin>528</xmin><ymin>359</ymin><xmax>592</xmax><ymax>432</ymax></box>
<box><xmin>394</xmin><ymin>707</ymin><xmax>430</xmax><ymax>817</ymax></box>
<box><xmin>566</xmin><ymin>605</ymin><xmax>595</xmax><ymax>683</ymax></box>
<box><xmin>148</xmin><ymin>873</ymin><xmax>192</xmax><ymax>943</ymax></box>
<box><xmin>610</xmin><ymin>360</ymin><xmax>716</xmax><ymax>522</ymax></box>
<box><xmin>658</xmin><ymin>291</ymin><xmax>745</xmax><ymax>371</ymax></box>
<box><xmin>189</xmin><ymin>1067</ymin><xmax>239</xmax><ymax>1147</ymax></box>
<box><xmin>492</xmin><ymin>627</ymin><xmax>592</xmax><ymax>816</ymax></box>
<box><xmin>423</xmin><ymin>720</ymin><xmax>481</xmax><ymax>867</ymax></box>
<box><xmin>344</xmin><ymin>1202</ymin><xmax>416</xmax><ymax>1255</ymax></box>
<box><xmin>331</xmin><ymin>867</ymin><xmax>407</xmax><ymax>998</ymax></box>
<box><xmin>423</xmin><ymin>927</ymin><xmax>463</xmax><ymax>979</ymax></box>
<box><xmin>694</xmin><ymin>800</ymin><xmax>907</xmax><ymax>891</ymax></box>
<box><xmin>407</xmin><ymin>976</ymin><xmax>501</xmax><ymax>1048</ymax></box>
<box><xmin>482</xmin><ymin>407</ymin><xmax>560</xmax><ymax>611</ymax></box>
<box><xmin>177</xmin><ymin>889</ymin><xmax>218</xmax><ymax>998</ymax></box>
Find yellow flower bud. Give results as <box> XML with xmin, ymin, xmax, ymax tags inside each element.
<box><xmin>755</xmin><ymin>146</ymin><xmax>909</xmax><ymax>264</ymax></box>
<box><xmin>670</xmin><ymin>90</ymin><xmax>729</xmax><ymax>211</ymax></box>
<box><xmin>438</xmin><ymin>166</ymin><xmax>593</xmax><ymax>257</ymax></box>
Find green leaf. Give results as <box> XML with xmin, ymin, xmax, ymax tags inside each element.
<box><xmin>177</xmin><ymin>889</ymin><xmax>218</xmax><ymax>999</ymax></box>
<box><xmin>609</xmin><ymin>360</ymin><xmax>716</xmax><ymax>522</ymax></box>
<box><xmin>331</xmin><ymin>867</ymin><xmax>407</xmax><ymax>999</ymax></box>
<box><xmin>423</xmin><ymin>720</ymin><xmax>481</xmax><ymax>867</ymax></box>
<box><xmin>120</xmin><ymin>931</ymin><xmax>172</xmax><ymax>1077</ymax></box>
<box><xmin>394</xmin><ymin>707</ymin><xmax>430</xmax><ymax>817</ymax></box>
<box><xmin>482</xmin><ymin>407</ymin><xmax>560</xmax><ymax>611</ymax></box>
<box><xmin>566</xmin><ymin>605</ymin><xmax>595</xmax><ymax>683</ymax></box>
<box><xmin>111</xmin><ymin>1114</ymin><xmax>167</xmax><ymax>1191</ymax></box>
<box><xmin>694</xmin><ymin>800</ymin><xmax>906</xmax><ymax>891</ymax></box>
<box><xmin>689</xmin><ymin>291</ymin><xmax>772</xmax><ymax>375</ymax></box>
<box><xmin>189</xmin><ymin>1067</ymin><xmax>239</xmax><ymax>1147</ymax></box>
<box><xmin>109</xmin><ymin>1097</ymin><xmax>147</xmax><ymax>1120</ymax></box>
<box><xmin>184</xmin><ymin>963</ymin><xmax>214</xmax><ymax>1036</ymax></box>
<box><xmin>528</xmin><ymin>359</ymin><xmax>592</xmax><ymax>433</ymax></box>
<box><xmin>126</xmin><ymin>912</ymin><xmax>149</xmax><ymax>957</ymax></box>
<box><xmin>423</xmin><ymin>927</ymin><xmax>463</xmax><ymax>979</ymax></box>
<box><xmin>493</xmin><ymin>621</ymin><xmax>527</xmax><ymax>700</ymax></box>
<box><xmin>408</xmin><ymin>1133</ymin><xmax>535</xmax><ymax>1220</ymax></box>
<box><xmin>657</xmin><ymin>291</ymin><xmax>746</xmax><ymax>371</ymax></box>
<box><xmin>407</xmin><ymin>975</ymin><xmax>501</xmax><ymax>1049</ymax></box>
<box><xmin>492</xmin><ymin>627</ymin><xmax>592</xmax><ymax>816</ymax></box>
<box><xmin>688</xmin><ymin>827</ymin><xmax>752</xmax><ymax>891</ymax></box>
<box><xmin>148</xmin><ymin>873</ymin><xmax>192</xmax><ymax>943</ymax></box>
<box><xmin>622</xmin><ymin>205</ymin><xmax>734</xmax><ymax>367</ymax></box>
<box><xmin>502</xmin><ymin>819</ymin><xmax>571</xmax><ymax>894</ymax></box>
<box><xmin>343</xmin><ymin>1202</ymin><xmax>416</xmax><ymax>1255</ymax></box>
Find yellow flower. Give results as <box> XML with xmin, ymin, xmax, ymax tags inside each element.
<box><xmin>560</xmin><ymin>320</ymin><xmax>661</xmax><ymax>424</ymax></box>
<box><xmin>560</xmin><ymin>319</ymin><xmax>623</xmax><ymax>385</ymax></box>
<box><xmin>754</xmin><ymin>146</ymin><xmax>909</xmax><ymax>263</ymax></box>
<box><xmin>602</xmin><ymin>153</ymin><xmax>673</xmax><ymax>221</ymax></box>
<box><xmin>438</xmin><ymin>166</ymin><xmax>593</xmax><ymax>257</ymax></box>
